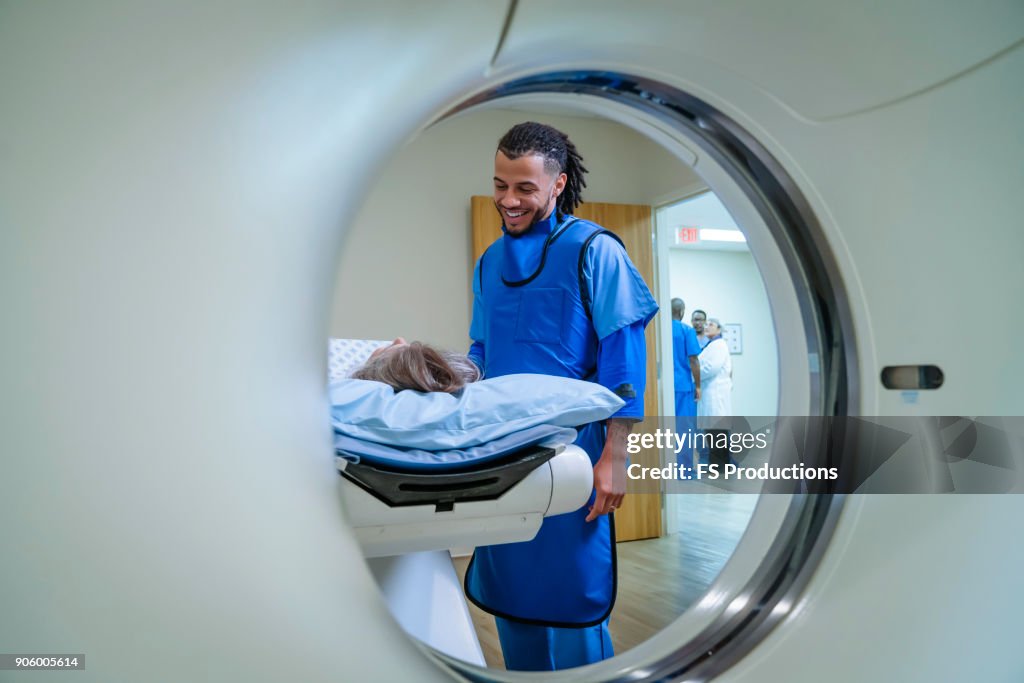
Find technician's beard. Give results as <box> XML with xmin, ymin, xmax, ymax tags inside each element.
<box><xmin>497</xmin><ymin>192</ymin><xmax>558</xmax><ymax>238</ymax></box>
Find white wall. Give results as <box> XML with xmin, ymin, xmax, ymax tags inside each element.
<box><xmin>667</xmin><ymin>249</ymin><xmax>779</xmax><ymax>416</ymax></box>
<box><xmin>330</xmin><ymin>108</ymin><xmax>702</xmax><ymax>351</ymax></box>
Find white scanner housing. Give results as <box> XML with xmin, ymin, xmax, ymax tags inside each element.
<box><xmin>339</xmin><ymin>444</ymin><xmax>593</xmax><ymax>558</ymax></box>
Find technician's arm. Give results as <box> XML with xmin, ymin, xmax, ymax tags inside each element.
<box><xmin>468</xmin><ymin>341</ymin><xmax>485</xmax><ymax>374</ymax></box>
<box><xmin>582</xmin><ymin>235</ymin><xmax>657</xmax><ymax>521</ymax></box>
<box><xmin>586</xmin><ymin>417</ymin><xmax>634</xmax><ymax>522</ymax></box>
<box><xmin>595</xmin><ymin>321</ymin><xmax>647</xmax><ymax>418</ymax></box>
<box><xmin>467</xmin><ymin>257</ymin><xmax>486</xmax><ymax>375</ymax></box>
<box><xmin>689</xmin><ymin>355</ymin><xmax>701</xmax><ymax>401</ymax></box>
<box><xmin>588</xmin><ymin>321</ymin><xmax>647</xmax><ymax>522</ymax></box>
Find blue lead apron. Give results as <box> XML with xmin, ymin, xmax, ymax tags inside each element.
<box><xmin>464</xmin><ymin>215</ymin><xmax>619</xmax><ymax>628</ymax></box>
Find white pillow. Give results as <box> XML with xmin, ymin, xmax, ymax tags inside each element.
<box><xmin>327</xmin><ymin>338</ymin><xmax>390</xmax><ymax>382</ymax></box>
<box><xmin>329</xmin><ymin>373</ymin><xmax>625</xmax><ymax>450</ymax></box>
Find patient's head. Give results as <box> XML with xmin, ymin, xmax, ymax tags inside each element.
<box><xmin>351</xmin><ymin>339</ymin><xmax>480</xmax><ymax>393</ymax></box>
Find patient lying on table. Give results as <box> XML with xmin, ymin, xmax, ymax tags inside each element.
<box><xmin>350</xmin><ymin>337</ymin><xmax>480</xmax><ymax>394</ymax></box>
<box><xmin>331</xmin><ymin>336</ymin><xmax>621</xmax><ymax>464</ymax></box>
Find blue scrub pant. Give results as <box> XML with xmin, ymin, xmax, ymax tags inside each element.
<box><xmin>675</xmin><ymin>390</ymin><xmax>699</xmax><ymax>473</ymax></box>
<box><xmin>495</xmin><ymin>617</ymin><xmax>614</xmax><ymax>671</ymax></box>
<box><xmin>674</xmin><ymin>389</ymin><xmax>697</xmax><ymax>418</ymax></box>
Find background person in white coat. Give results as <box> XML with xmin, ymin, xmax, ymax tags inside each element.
<box><xmin>698</xmin><ymin>319</ymin><xmax>733</xmax><ymax>417</ymax></box>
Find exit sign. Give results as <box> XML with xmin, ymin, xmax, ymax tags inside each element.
<box><xmin>677</xmin><ymin>226</ymin><xmax>699</xmax><ymax>244</ymax></box>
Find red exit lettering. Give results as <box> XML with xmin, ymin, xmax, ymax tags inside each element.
<box><xmin>678</xmin><ymin>227</ymin><xmax>699</xmax><ymax>243</ymax></box>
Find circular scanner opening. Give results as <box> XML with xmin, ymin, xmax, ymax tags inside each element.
<box><xmin>333</xmin><ymin>72</ymin><xmax>854</xmax><ymax>681</ymax></box>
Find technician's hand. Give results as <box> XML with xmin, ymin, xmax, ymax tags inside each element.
<box><xmin>585</xmin><ymin>419</ymin><xmax>631</xmax><ymax>522</ymax></box>
<box><xmin>694</xmin><ymin>386</ymin><xmax>701</xmax><ymax>402</ymax></box>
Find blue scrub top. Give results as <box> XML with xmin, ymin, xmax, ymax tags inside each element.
<box><xmin>672</xmin><ymin>319</ymin><xmax>700</xmax><ymax>393</ymax></box>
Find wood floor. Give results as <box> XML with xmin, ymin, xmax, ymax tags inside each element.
<box><xmin>451</xmin><ymin>493</ymin><xmax>758</xmax><ymax>669</ymax></box>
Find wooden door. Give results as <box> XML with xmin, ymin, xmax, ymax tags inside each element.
<box><xmin>470</xmin><ymin>197</ymin><xmax>662</xmax><ymax>541</ymax></box>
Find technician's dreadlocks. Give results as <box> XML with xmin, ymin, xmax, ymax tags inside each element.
<box><xmin>497</xmin><ymin>122</ymin><xmax>588</xmax><ymax>215</ymax></box>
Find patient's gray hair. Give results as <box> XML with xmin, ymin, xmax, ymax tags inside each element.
<box><xmin>351</xmin><ymin>342</ymin><xmax>481</xmax><ymax>394</ymax></box>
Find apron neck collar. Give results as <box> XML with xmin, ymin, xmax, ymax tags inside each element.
<box><xmin>500</xmin><ymin>213</ymin><xmax>577</xmax><ymax>287</ymax></box>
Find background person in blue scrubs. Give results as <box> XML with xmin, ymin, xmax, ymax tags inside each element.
<box><xmin>671</xmin><ymin>298</ymin><xmax>701</xmax><ymax>472</ymax></box>
<box><xmin>671</xmin><ymin>297</ymin><xmax>701</xmax><ymax>417</ymax></box>
<box><xmin>464</xmin><ymin>122</ymin><xmax>658</xmax><ymax>671</ymax></box>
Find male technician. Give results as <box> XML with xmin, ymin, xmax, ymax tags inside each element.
<box><xmin>464</xmin><ymin>122</ymin><xmax>658</xmax><ymax>671</ymax></box>
<box><xmin>671</xmin><ymin>297</ymin><xmax>701</xmax><ymax>417</ymax></box>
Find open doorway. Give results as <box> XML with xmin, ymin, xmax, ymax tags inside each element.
<box><xmin>657</xmin><ymin>191</ymin><xmax>779</xmax><ymax>419</ymax></box>
<box><xmin>653</xmin><ymin>190</ymin><xmax>780</xmax><ymax>612</ymax></box>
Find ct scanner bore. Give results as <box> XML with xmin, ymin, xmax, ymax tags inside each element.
<box><xmin>3</xmin><ymin>3</ymin><xmax>1023</xmax><ymax>682</ymax></box>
